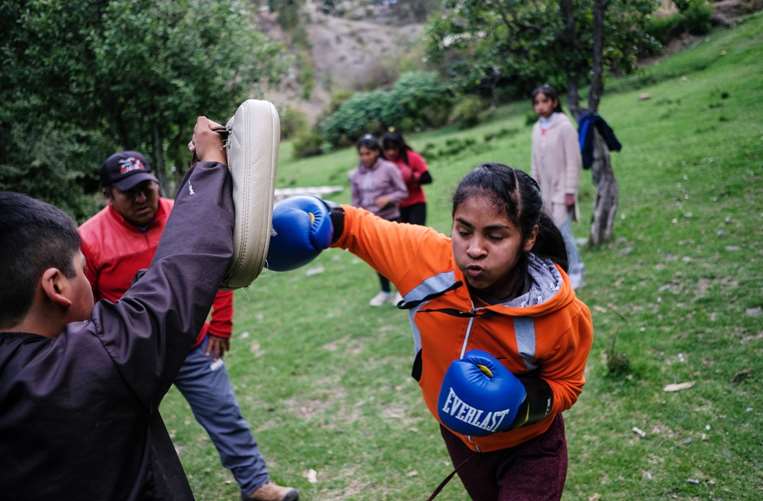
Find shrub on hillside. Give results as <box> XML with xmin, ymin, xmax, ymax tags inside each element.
<box><xmin>280</xmin><ymin>106</ymin><xmax>309</xmax><ymax>140</ymax></box>
<box><xmin>320</xmin><ymin>71</ymin><xmax>453</xmax><ymax>147</ymax></box>
<box><xmin>390</xmin><ymin>71</ymin><xmax>454</xmax><ymax>128</ymax></box>
<box><xmin>449</xmin><ymin>95</ymin><xmax>486</xmax><ymax>129</ymax></box>
<box><xmin>292</xmin><ymin>129</ymin><xmax>325</xmax><ymax>158</ymax></box>
<box><xmin>319</xmin><ymin>89</ymin><xmax>393</xmax><ymax>146</ymax></box>
<box><xmin>681</xmin><ymin>0</ymin><xmax>713</xmax><ymax>35</ymax></box>
<box><xmin>326</xmin><ymin>89</ymin><xmax>354</xmax><ymax>115</ymax></box>
<box><xmin>647</xmin><ymin>0</ymin><xmax>713</xmax><ymax>45</ymax></box>
<box><xmin>647</xmin><ymin>13</ymin><xmax>685</xmax><ymax>45</ymax></box>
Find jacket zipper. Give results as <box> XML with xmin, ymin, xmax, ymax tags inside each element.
<box><xmin>460</xmin><ymin>302</ymin><xmax>481</xmax><ymax>452</ymax></box>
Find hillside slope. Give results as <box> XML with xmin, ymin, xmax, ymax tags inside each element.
<box><xmin>259</xmin><ymin>0</ymin><xmax>426</xmax><ymax>121</ymax></box>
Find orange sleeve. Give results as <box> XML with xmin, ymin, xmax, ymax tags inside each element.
<box><xmin>332</xmin><ymin>205</ymin><xmax>449</xmax><ymax>294</ymax></box>
<box><xmin>540</xmin><ymin>302</ymin><xmax>594</xmax><ymax>415</ymax></box>
<box><xmin>207</xmin><ymin>289</ymin><xmax>234</xmax><ymax>339</ymax></box>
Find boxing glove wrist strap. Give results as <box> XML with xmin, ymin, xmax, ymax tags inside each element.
<box><xmin>512</xmin><ymin>376</ymin><xmax>553</xmax><ymax>429</ymax></box>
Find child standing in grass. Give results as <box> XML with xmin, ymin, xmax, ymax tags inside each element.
<box><xmin>381</xmin><ymin>129</ymin><xmax>433</xmax><ymax>228</ymax></box>
<box><xmin>349</xmin><ymin>133</ymin><xmax>408</xmax><ymax>306</ymax></box>
<box><xmin>530</xmin><ymin>84</ymin><xmax>585</xmax><ymax>289</ymax></box>
<box><xmin>268</xmin><ymin>163</ymin><xmax>594</xmax><ymax>500</ymax></box>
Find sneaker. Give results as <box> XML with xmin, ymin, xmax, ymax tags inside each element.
<box><xmin>392</xmin><ymin>292</ymin><xmax>403</xmax><ymax>305</ymax></box>
<box><xmin>243</xmin><ymin>482</ymin><xmax>299</xmax><ymax>501</ymax></box>
<box><xmin>369</xmin><ymin>291</ymin><xmax>393</xmax><ymax>306</ymax></box>
<box><xmin>222</xmin><ymin>99</ymin><xmax>280</xmax><ymax>289</ymax></box>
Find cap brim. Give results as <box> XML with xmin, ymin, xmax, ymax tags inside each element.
<box><xmin>112</xmin><ymin>172</ymin><xmax>159</xmax><ymax>191</ymax></box>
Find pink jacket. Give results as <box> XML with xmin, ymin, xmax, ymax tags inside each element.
<box><xmin>531</xmin><ymin>112</ymin><xmax>582</xmax><ymax>209</ymax></box>
<box><xmin>349</xmin><ymin>158</ymin><xmax>408</xmax><ymax>220</ymax></box>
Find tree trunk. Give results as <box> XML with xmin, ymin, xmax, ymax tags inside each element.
<box><xmin>151</xmin><ymin>123</ymin><xmax>170</xmax><ymax>195</ymax></box>
<box><xmin>559</xmin><ymin>0</ymin><xmax>581</xmax><ymax>116</ymax></box>
<box><xmin>567</xmin><ymin>81</ymin><xmax>581</xmax><ymax>119</ymax></box>
<box><xmin>589</xmin><ymin>129</ymin><xmax>618</xmax><ymax>245</ymax></box>
<box><xmin>588</xmin><ymin>0</ymin><xmax>606</xmax><ymax>112</ymax></box>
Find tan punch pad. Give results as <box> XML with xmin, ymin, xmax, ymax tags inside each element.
<box><xmin>222</xmin><ymin>99</ymin><xmax>280</xmax><ymax>289</ymax></box>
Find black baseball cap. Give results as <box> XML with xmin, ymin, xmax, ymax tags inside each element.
<box><xmin>100</xmin><ymin>151</ymin><xmax>158</xmax><ymax>191</ymax></box>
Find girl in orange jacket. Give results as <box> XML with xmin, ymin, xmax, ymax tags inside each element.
<box><xmin>329</xmin><ymin>163</ymin><xmax>593</xmax><ymax>499</ymax></box>
<box><xmin>272</xmin><ymin>163</ymin><xmax>593</xmax><ymax>500</ymax></box>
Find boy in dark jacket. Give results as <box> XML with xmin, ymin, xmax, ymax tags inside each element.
<box><xmin>0</xmin><ymin>117</ymin><xmax>233</xmax><ymax>500</ymax></box>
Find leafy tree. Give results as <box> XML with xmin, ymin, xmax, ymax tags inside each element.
<box><xmin>427</xmin><ymin>1</ymin><xmax>661</xmax><ymax>246</ymax></box>
<box><xmin>425</xmin><ymin>0</ymin><xmax>659</xmax><ymax>106</ymax></box>
<box><xmin>92</xmin><ymin>0</ymin><xmax>283</xmax><ymax>188</ymax></box>
<box><xmin>0</xmin><ymin>0</ymin><xmax>283</xmax><ymax>217</ymax></box>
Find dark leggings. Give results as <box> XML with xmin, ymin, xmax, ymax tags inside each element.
<box><xmin>399</xmin><ymin>202</ymin><xmax>427</xmax><ymax>226</ymax></box>
<box><xmin>440</xmin><ymin>415</ymin><xmax>568</xmax><ymax>501</ymax></box>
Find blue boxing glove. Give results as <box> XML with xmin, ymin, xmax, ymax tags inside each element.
<box><xmin>266</xmin><ymin>196</ymin><xmax>333</xmax><ymax>271</ymax></box>
<box><xmin>438</xmin><ymin>350</ymin><xmax>527</xmax><ymax>436</ymax></box>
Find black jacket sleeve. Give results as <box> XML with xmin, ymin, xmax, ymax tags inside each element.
<box><xmin>91</xmin><ymin>161</ymin><xmax>234</xmax><ymax>409</ymax></box>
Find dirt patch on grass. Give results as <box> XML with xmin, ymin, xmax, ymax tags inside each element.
<box><xmin>322</xmin><ymin>335</ymin><xmax>366</xmax><ymax>355</ymax></box>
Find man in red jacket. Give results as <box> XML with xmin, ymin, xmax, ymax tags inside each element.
<box><xmin>79</xmin><ymin>151</ymin><xmax>297</xmax><ymax>501</ymax></box>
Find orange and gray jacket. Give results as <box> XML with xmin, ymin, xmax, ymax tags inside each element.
<box><xmin>333</xmin><ymin>206</ymin><xmax>594</xmax><ymax>452</ymax></box>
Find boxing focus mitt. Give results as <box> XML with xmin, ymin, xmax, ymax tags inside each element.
<box><xmin>266</xmin><ymin>196</ymin><xmax>333</xmax><ymax>271</ymax></box>
<box><xmin>438</xmin><ymin>350</ymin><xmax>527</xmax><ymax>436</ymax></box>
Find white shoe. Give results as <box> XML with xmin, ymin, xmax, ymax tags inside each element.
<box><xmin>222</xmin><ymin>99</ymin><xmax>280</xmax><ymax>289</ymax></box>
<box><xmin>392</xmin><ymin>292</ymin><xmax>403</xmax><ymax>305</ymax></box>
<box><xmin>369</xmin><ymin>291</ymin><xmax>393</xmax><ymax>306</ymax></box>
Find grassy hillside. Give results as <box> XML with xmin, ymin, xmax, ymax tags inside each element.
<box><xmin>162</xmin><ymin>13</ymin><xmax>763</xmax><ymax>500</ymax></box>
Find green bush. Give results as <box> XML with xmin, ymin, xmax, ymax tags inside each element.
<box><xmin>449</xmin><ymin>95</ymin><xmax>486</xmax><ymax>129</ymax></box>
<box><xmin>319</xmin><ymin>71</ymin><xmax>453</xmax><ymax>147</ymax></box>
<box><xmin>647</xmin><ymin>13</ymin><xmax>684</xmax><ymax>45</ymax></box>
<box><xmin>280</xmin><ymin>106</ymin><xmax>309</xmax><ymax>140</ymax></box>
<box><xmin>646</xmin><ymin>0</ymin><xmax>712</xmax><ymax>45</ymax></box>
<box><xmin>292</xmin><ymin>129</ymin><xmax>324</xmax><ymax>159</ymax></box>
<box><xmin>389</xmin><ymin>71</ymin><xmax>454</xmax><ymax>128</ymax></box>
<box><xmin>326</xmin><ymin>89</ymin><xmax>353</xmax><ymax>115</ymax></box>
<box><xmin>682</xmin><ymin>0</ymin><xmax>713</xmax><ymax>35</ymax></box>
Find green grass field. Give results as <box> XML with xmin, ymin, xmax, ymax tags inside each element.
<box><xmin>162</xmin><ymin>13</ymin><xmax>763</xmax><ymax>500</ymax></box>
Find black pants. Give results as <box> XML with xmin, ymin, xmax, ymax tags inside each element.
<box><xmin>399</xmin><ymin>202</ymin><xmax>427</xmax><ymax>226</ymax></box>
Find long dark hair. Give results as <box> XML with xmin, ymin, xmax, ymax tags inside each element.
<box><xmin>452</xmin><ymin>163</ymin><xmax>568</xmax><ymax>272</ymax></box>
<box><xmin>381</xmin><ymin>130</ymin><xmax>412</xmax><ymax>165</ymax></box>
<box><xmin>531</xmin><ymin>84</ymin><xmax>563</xmax><ymax>114</ymax></box>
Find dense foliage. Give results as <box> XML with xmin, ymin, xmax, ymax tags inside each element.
<box><xmin>0</xmin><ymin>0</ymin><xmax>282</xmax><ymax>219</ymax></box>
<box><xmin>647</xmin><ymin>0</ymin><xmax>714</xmax><ymax>45</ymax></box>
<box><xmin>425</xmin><ymin>0</ymin><xmax>660</xmax><ymax>101</ymax></box>
<box><xmin>319</xmin><ymin>71</ymin><xmax>453</xmax><ymax>147</ymax></box>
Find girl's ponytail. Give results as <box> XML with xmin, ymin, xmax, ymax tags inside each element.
<box><xmin>531</xmin><ymin>212</ymin><xmax>568</xmax><ymax>272</ymax></box>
